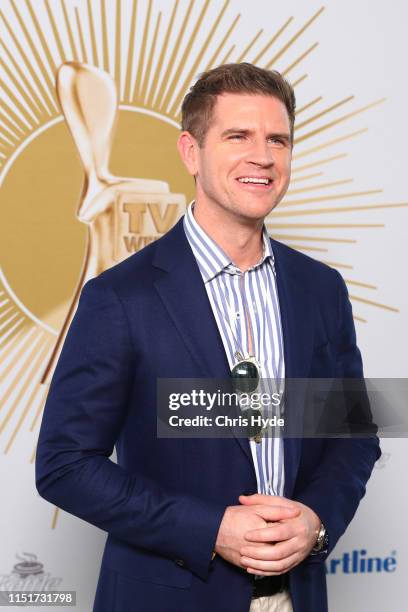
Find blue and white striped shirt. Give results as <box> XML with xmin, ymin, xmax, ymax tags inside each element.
<box><xmin>183</xmin><ymin>203</ymin><xmax>285</xmax><ymax>496</ymax></box>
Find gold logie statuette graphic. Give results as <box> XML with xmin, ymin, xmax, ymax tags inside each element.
<box><xmin>41</xmin><ymin>62</ymin><xmax>185</xmax><ymax>383</ymax></box>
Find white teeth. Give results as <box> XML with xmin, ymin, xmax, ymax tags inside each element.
<box><xmin>238</xmin><ymin>177</ymin><xmax>269</xmax><ymax>184</ymax></box>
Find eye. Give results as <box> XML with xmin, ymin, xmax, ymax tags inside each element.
<box><xmin>228</xmin><ymin>134</ymin><xmax>245</xmax><ymax>140</ymax></box>
<box><xmin>268</xmin><ymin>137</ymin><xmax>284</xmax><ymax>146</ymax></box>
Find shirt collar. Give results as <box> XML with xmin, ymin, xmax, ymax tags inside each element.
<box><xmin>183</xmin><ymin>202</ymin><xmax>275</xmax><ymax>282</ymax></box>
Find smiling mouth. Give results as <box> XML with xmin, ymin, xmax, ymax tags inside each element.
<box><xmin>236</xmin><ymin>177</ymin><xmax>273</xmax><ymax>188</ymax></box>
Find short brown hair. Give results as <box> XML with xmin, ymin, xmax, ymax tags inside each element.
<box><xmin>181</xmin><ymin>63</ymin><xmax>296</xmax><ymax>146</ymax></box>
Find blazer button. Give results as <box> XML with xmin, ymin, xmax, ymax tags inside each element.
<box><xmin>175</xmin><ymin>559</ymin><xmax>185</xmax><ymax>567</ymax></box>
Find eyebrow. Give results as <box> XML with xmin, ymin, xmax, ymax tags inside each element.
<box><xmin>221</xmin><ymin>128</ymin><xmax>291</xmax><ymax>142</ymax></box>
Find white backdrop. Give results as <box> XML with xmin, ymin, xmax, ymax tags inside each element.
<box><xmin>1</xmin><ymin>1</ymin><xmax>407</xmax><ymax>611</ymax></box>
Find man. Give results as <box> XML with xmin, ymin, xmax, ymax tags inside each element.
<box><xmin>36</xmin><ymin>63</ymin><xmax>380</xmax><ymax>612</ymax></box>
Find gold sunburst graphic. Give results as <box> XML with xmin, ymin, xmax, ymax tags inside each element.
<box><xmin>1</xmin><ymin>0</ymin><xmax>407</xmax><ymax>476</ymax></box>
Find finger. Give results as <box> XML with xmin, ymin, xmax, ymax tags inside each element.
<box><xmin>240</xmin><ymin>544</ymin><xmax>277</xmax><ymax>561</ymax></box>
<box><xmin>244</xmin><ymin>522</ymin><xmax>296</xmax><ymax>543</ymax></box>
<box><xmin>241</xmin><ymin>551</ymin><xmax>300</xmax><ymax>574</ymax></box>
<box><xmin>253</xmin><ymin>505</ymin><xmax>300</xmax><ymax>523</ymax></box>
<box><xmin>246</xmin><ymin>561</ymin><xmax>298</xmax><ymax>577</ymax></box>
<box><xmin>240</xmin><ymin>540</ymin><xmax>297</xmax><ymax>561</ymax></box>
<box><xmin>246</xmin><ymin>568</ymin><xmax>281</xmax><ymax>577</ymax></box>
<box><xmin>239</xmin><ymin>494</ymin><xmax>297</xmax><ymax>508</ymax></box>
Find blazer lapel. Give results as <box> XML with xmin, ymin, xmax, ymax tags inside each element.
<box><xmin>153</xmin><ymin>220</ymin><xmax>254</xmax><ymax>464</ymax></box>
<box><xmin>272</xmin><ymin>240</ymin><xmax>315</xmax><ymax>497</ymax></box>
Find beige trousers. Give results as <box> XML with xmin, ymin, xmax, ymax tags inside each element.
<box><xmin>249</xmin><ymin>590</ymin><xmax>293</xmax><ymax>612</ymax></box>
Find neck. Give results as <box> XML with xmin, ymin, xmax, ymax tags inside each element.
<box><xmin>193</xmin><ymin>200</ymin><xmax>265</xmax><ymax>272</ymax></box>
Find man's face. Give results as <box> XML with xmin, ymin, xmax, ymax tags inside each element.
<box><xmin>185</xmin><ymin>93</ymin><xmax>292</xmax><ymax>223</ymax></box>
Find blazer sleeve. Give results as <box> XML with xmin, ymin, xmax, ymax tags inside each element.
<box><xmin>294</xmin><ymin>271</ymin><xmax>381</xmax><ymax>559</ymax></box>
<box><xmin>35</xmin><ymin>276</ymin><xmax>225</xmax><ymax>580</ymax></box>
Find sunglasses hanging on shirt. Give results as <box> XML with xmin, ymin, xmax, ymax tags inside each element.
<box><xmin>230</xmin><ymin>351</ymin><xmax>264</xmax><ymax>442</ymax></box>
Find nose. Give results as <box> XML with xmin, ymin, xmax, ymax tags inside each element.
<box><xmin>247</xmin><ymin>137</ymin><xmax>274</xmax><ymax>168</ymax></box>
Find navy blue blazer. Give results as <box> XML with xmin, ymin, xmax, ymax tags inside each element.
<box><xmin>36</xmin><ymin>218</ymin><xmax>380</xmax><ymax>612</ymax></box>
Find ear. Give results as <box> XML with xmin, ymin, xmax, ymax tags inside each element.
<box><xmin>177</xmin><ymin>131</ymin><xmax>199</xmax><ymax>176</ymax></box>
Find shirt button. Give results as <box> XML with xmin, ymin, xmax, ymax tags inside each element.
<box><xmin>175</xmin><ymin>559</ymin><xmax>185</xmax><ymax>567</ymax></box>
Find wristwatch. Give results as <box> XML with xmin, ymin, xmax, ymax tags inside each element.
<box><xmin>311</xmin><ymin>523</ymin><xmax>328</xmax><ymax>554</ymax></box>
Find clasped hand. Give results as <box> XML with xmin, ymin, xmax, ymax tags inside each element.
<box><xmin>215</xmin><ymin>494</ymin><xmax>321</xmax><ymax>576</ymax></box>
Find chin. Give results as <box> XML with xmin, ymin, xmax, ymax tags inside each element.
<box><xmin>236</xmin><ymin>210</ymin><xmax>271</xmax><ymax>224</ymax></box>
<box><xmin>241</xmin><ymin>202</ymin><xmax>279</xmax><ymax>220</ymax></box>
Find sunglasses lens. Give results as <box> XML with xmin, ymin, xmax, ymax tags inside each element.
<box><xmin>231</xmin><ymin>360</ymin><xmax>259</xmax><ymax>393</ymax></box>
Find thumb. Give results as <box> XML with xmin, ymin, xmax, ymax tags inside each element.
<box><xmin>239</xmin><ymin>494</ymin><xmax>264</xmax><ymax>505</ymax></box>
